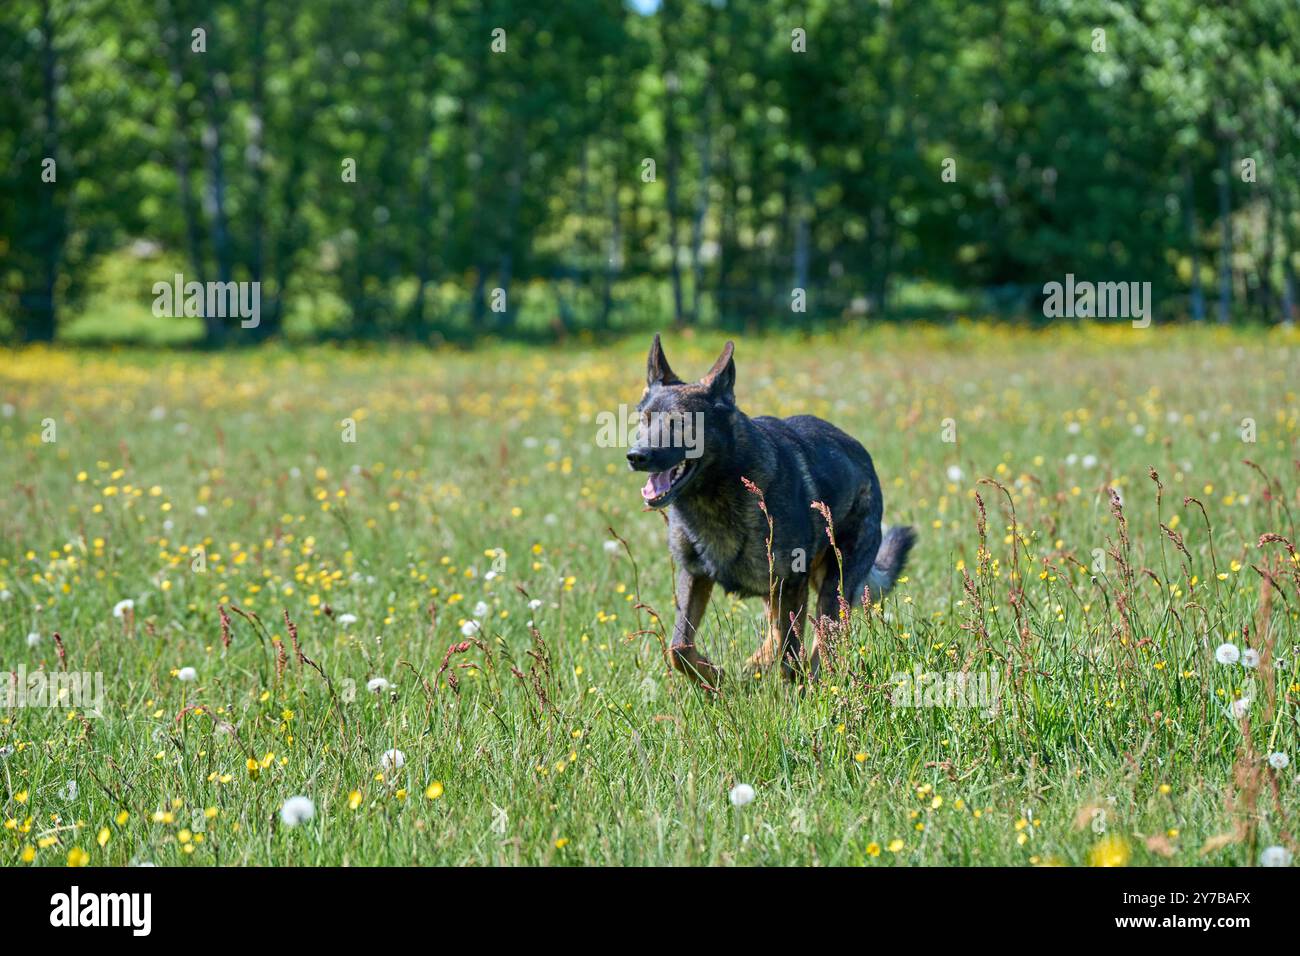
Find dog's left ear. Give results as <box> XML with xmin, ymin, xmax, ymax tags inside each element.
<box><xmin>700</xmin><ymin>341</ymin><xmax>735</xmax><ymax>401</ymax></box>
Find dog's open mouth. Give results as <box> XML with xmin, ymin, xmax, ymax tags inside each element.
<box><xmin>641</xmin><ymin>459</ymin><xmax>693</xmax><ymax>507</ymax></box>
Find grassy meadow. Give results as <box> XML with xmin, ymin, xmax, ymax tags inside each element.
<box><xmin>1</xmin><ymin>322</ymin><xmax>1298</xmax><ymax>866</ymax></box>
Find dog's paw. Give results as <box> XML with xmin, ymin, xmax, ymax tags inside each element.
<box><xmin>692</xmin><ymin>659</ymin><xmax>724</xmax><ymax>690</ymax></box>
<box><xmin>742</xmin><ymin>651</ymin><xmax>775</xmax><ymax>682</ymax></box>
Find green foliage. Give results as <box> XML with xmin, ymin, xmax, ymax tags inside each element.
<box><xmin>1</xmin><ymin>0</ymin><xmax>1299</xmax><ymax>342</ymax></box>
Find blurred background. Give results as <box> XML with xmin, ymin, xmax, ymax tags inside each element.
<box><xmin>1</xmin><ymin>0</ymin><xmax>1297</xmax><ymax>346</ymax></box>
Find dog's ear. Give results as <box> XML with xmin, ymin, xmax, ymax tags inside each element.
<box><xmin>700</xmin><ymin>341</ymin><xmax>735</xmax><ymax>401</ymax></box>
<box><xmin>646</xmin><ymin>333</ymin><xmax>682</xmax><ymax>387</ymax></box>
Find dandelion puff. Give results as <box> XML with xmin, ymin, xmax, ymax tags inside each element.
<box><xmin>603</xmin><ymin>539</ymin><xmax>620</xmax><ymax>556</ymax></box>
<box><xmin>112</xmin><ymin>598</ymin><xmax>135</xmax><ymax>618</ymax></box>
<box><xmin>338</xmin><ymin>613</ymin><xmax>358</xmax><ymax>626</ymax></box>
<box><xmin>1231</xmin><ymin>697</ymin><xmax>1251</xmax><ymax>719</ymax></box>
<box><xmin>177</xmin><ymin>667</ymin><xmax>198</xmax><ymax>682</ymax></box>
<box><xmin>528</xmin><ymin>599</ymin><xmax>542</xmax><ymax>611</ymax></box>
<box><xmin>1241</xmin><ymin>648</ymin><xmax>1260</xmax><ymax>669</ymax></box>
<box><xmin>946</xmin><ymin>465</ymin><xmax>964</xmax><ymax>483</ymax></box>
<box><xmin>1081</xmin><ymin>454</ymin><xmax>1098</xmax><ymax>469</ymax></box>
<box><xmin>381</xmin><ymin>749</ymin><xmax>406</xmax><ymax>772</ymax></box>
<box><xmin>367</xmin><ymin>677</ymin><xmax>391</xmax><ymax>693</ymax></box>
<box><xmin>729</xmin><ymin>783</ymin><xmax>756</xmax><ymax>807</ymax></box>
<box><xmin>0</xmin><ymin>745</ymin><xmax>13</xmax><ymax>760</ymax></box>
<box><xmin>1268</xmin><ymin>752</ymin><xmax>1289</xmax><ymax>771</ymax></box>
<box><xmin>472</xmin><ymin>601</ymin><xmax>489</xmax><ymax>619</ymax></box>
<box><xmin>461</xmin><ymin>620</ymin><xmax>481</xmax><ymax>637</ymax></box>
<box><xmin>26</xmin><ymin>632</ymin><xmax>40</xmax><ymax>648</ymax></box>
<box><xmin>1260</xmin><ymin>846</ymin><xmax>1293</xmax><ymax>867</ymax></box>
<box><xmin>61</xmin><ymin>780</ymin><xmax>78</xmax><ymax>801</ymax></box>
<box><xmin>280</xmin><ymin>796</ymin><xmax>316</xmax><ymax>826</ymax></box>
<box><xmin>1214</xmin><ymin>643</ymin><xmax>1240</xmax><ymax>665</ymax></box>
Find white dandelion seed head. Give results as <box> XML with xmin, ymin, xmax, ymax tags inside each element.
<box><xmin>729</xmin><ymin>783</ymin><xmax>756</xmax><ymax>807</ymax></box>
<box><xmin>381</xmin><ymin>749</ymin><xmax>406</xmax><ymax>772</ymax></box>
<box><xmin>1231</xmin><ymin>697</ymin><xmax>1252</xmax><ymax>719</ymax></box>
<box><xmin>1214</xmin><ymin>643</ymin><xmax>1240</xmax><ymax>666</ymax></box>
<box><xmin>26</xmin><ymin>632</ymin><xmax>40</xmax><ymax>648</ymax></box>
<box><xmin>603</xmin><ymin>540</ymin><xmax>620</xmax><ymax>555</ymax></box>
<box><xmin>528</xmin><ymin>599</ymin><xmax>542</xmax><ymax>610</ymax></box>
<box><xmin>1081</xmin><ymin>454</ymin><xmax>1098</xmax><ymax>469</ymax></box>
<box><xmin>1260</xmin><ymin>845</ymin><xmax>1293</xmax><ymax>867</ymax></box>
<box><xmin>337</xmin><ymin>613</ymin><xmax>358</xmax><ymax>625</ymax></box>
<box><xmin>194</xmin><ymin>505</ymin><xmax>208</xmax><ymax>516</ymax></box>
<box><xmin>1066</xmin><ymin>421</ymin><xmax>1081</xmax><ymax>434</ymax></box>
<box><xmin>461</xmin><ymin>620</ymin><xmax>481</xmax><ymax>637</ymax></box>
<box><xmin>280</xmin><ymin>795</ymin><xmax>316</xmax><ymax>826</ymax></box>
<box><xmin>112</xmin><ymin>598</ymin><xmax>135</xmax><ymax>618</ymax></box>
<box><xmin>367</xmin><ymin>677</ymin><xmax>391</xmax><ymax>694</ymax></box>
<box><xmin>1241</xmin><ymin>648</ymin><xmax>1260</xmax><ymax>669</ymax></box>
<box><xmin>1268</xmin><ymin>752</ymin><xmax>1290</xmax><ymax>771</ymax></box>
<box><xmin>472</xmin><ymin>601</ymin><xmax>489</xmax><ymax>619</ymax></box>
<box><xmin>0</xmin><ymin>589</ymin><xmax>12</xmax><ymax>601</ymax></box>
<box><xmin>946</xmin><ymin>465</ymin><xmax>964</xmax><ymax>483</ymax></box>
<box><xmin>61</xmin><ymin>779</ymin><xmax>78</xmax><ymax>801</ymax></box>
<box><xmin>0</xmin><ymin>745</ymin><xmax>13</xmax><ymax>760</ymax></box>
<box><xmin>177</xmin><ymin>667</ymin><xmax>198</xmax><ymax>682</ymax></box>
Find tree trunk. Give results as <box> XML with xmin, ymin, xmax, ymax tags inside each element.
<box><xmin>1216</xmin><ymin>141</ymin><xmax>1232</xmax><ymax>324</ymax></box>
<box><xmin>158</xmin><ymin>1</ymin><xmax>218</xmax><ymax>343</ymax></box>
<box><xmin>1184</xmin><ymin>161</ymin><xmax>1205</xmax><ymax>321</ymax></box>
<box><xmin>247</xmin><ymin>0</ymin><xmax>271</xmax><ymax>338</ymax></box>
<box><xmin>687</xmin><ymin>116</ymin><xmax>712</xmax><ymax>324</ymax></box>
<box><xmin>28</xmin><ymin>0</ymin><xmax>62</xmax><ymax>343</ymax></box>
<box><xmin>664</xmin><ymin>87</ymin><xmax>685</xmax><ymax>328</ymax></box>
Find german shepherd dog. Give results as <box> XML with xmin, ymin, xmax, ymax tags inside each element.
<box><xmin>629</xmin><ymin>335</ymin><xmax>915</xmax><ymax>686</ymax></box>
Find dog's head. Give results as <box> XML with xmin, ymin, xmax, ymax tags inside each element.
<box><xmin>628</xmin><ymin>334</ymin><xmax>736</xmax><ymax>508</ymax></box>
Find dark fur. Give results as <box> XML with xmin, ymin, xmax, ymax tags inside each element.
<box><xmin>629</xmin><ymin>335</ymin><xmax>915</xmax><ymax>684</ymax></box>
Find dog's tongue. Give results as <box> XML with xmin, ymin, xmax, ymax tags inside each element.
<box><xmin>641</xmin><ymin>470</ymin><xmax>673</xmax><ymax>501</ymax></box>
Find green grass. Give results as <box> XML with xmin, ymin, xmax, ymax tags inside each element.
<box><xmin>1</xmin><ymin>322</ymin><xmax>1298</xmax><ymax>866</ymax></box>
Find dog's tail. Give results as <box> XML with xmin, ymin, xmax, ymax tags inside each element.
<box><xmin>866</xmin><ymin>525</ymin><xmax>917</xmax><ymax>598</ymax></box>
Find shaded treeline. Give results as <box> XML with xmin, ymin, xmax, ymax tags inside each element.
<box><xmin>1</xmin><ymin>0</ymin><xmax>1298</xmax><ymax>344</ymax></box>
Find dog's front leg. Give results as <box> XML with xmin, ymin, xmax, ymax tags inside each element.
<box><xmin>745</xmin><ymin>582</ymin><xmax>809</xmax><ymax>682</ymax></box>
<box><xmin>668</xmin><ymin>569</ymin><xmax>721</xmax><ymax>686</ymax></box>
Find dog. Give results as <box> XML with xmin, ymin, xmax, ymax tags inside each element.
<box><xmin>628</xmin><ymin>335</ymin><xmax>915</xmax><ymax>685</ymax></box>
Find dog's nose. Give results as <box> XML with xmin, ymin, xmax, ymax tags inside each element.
<box><xmin>626</xmin><ymin>448</ymin><xmax>649</xmax><ymax>468</ymax></box>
